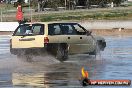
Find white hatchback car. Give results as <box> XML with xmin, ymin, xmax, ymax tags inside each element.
<box><xmin>10</xmin><ymin>22</ymin><xmax>106</xmax><ymax>62</ymax></box>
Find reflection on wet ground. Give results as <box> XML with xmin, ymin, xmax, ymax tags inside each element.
<box><xmin>0</xmin><ymin>35</ymin><xmax>132</xmax><ymax>88</ymax></box>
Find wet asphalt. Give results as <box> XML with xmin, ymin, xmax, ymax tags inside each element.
<box><xmin>0</xmin><ymin>35</ymin><xmax>132</xmax><ymax>88</ymax></box>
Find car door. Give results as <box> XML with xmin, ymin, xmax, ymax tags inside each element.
<box><xmin>47</xmin><ymin>23</ymin><xmax>95</xmax><ymax>54</ymax></box>
<box><xmin>12</xmin><ymin>23</ymin><xmax>45</xmax><ymax>49</ymax></box>
<box><xmin>67</xmin><ymin>23</ymin><xmax>95</xmax><ymax>54</ymax></box>
<box><xmin>47</xmin><ymin>23</ymin><xmax>82</xmax><ymax>44</ymax></box>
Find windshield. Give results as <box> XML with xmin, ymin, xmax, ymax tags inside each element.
<box><xmin>13</xmin><ymin>24</ymin><xmax>44</xmax><ymax>36</ymax></box>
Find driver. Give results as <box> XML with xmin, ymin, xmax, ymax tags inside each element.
<box><xmin>25</xmin><ymin>24</ymin><xmax>33</xmax><ymax>34</ymax></box>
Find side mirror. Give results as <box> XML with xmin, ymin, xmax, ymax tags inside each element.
<box><xmin>86</xmin><ymin>30</ymin><xmax>92</xmax><ymax>36</ymax></box>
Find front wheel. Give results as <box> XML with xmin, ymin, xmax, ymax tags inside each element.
<box><xmin>89</xmin><ymin>41</ymin><xmax>99</xmax><ymax>55</ymax></box>
<box><xmin>55</xmin><ymin>44</ymin><xmax>68</xmax><ymax>62</ymax></box>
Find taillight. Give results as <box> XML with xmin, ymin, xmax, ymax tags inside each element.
<box><xmin>44</xmin><ymin>37</ymin><xmax>49</xmax><ymax>44</ymax></box>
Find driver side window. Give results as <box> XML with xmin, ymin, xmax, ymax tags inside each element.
<box><xmin>73</xmin><ymin>24</ymin><xmax>86</xmax><ymax>35</ymax></box>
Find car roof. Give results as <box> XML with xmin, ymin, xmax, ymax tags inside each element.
<box><xmin>25</xmin><ymin>22</ymin><xmax>78</xmax><ymax>25</ymax></box>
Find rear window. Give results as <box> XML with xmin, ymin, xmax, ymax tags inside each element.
<box><xmin>13</xmin><ymin>24</ymin><xmax>44</xmax><ymax>36</ymax></box>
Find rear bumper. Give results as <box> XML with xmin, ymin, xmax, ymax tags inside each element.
<box><xmin>10</xmin><ymin>43</ymin><xmax>56</xmax><ymax>55</ymax></box>
<box><xmin>10</xmin><ymin>44</ymin><xmax>48</xmax><ymax>55</ymax></box>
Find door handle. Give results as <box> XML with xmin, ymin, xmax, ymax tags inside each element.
<box><xmin>68</xmin><ymin>37</ymin><xmax>70</xmax><ymax>39</ymax></box>
<box><xmin>80</xmin><ymin>37</ymin><xmax>82</xmax><ymax>39</ymax></box>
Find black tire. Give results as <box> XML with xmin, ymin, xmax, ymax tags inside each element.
<box><xmin>97</xmin><ymin>41</ymin><xmax>106</xmax><ymax>51</ymax></box>
<box><xmin>55</xmin><ymin>43</ymin><xmax>68</xmax><ymax>62</ymax></box>
<box><xmin>100</xmin><ymin>42</ymin><xmax>106</xmax><ymax>51</ymax></box>
<box><xmin>89</xmin><ymin>50</ymin><xmax>96</xmax><ymax>55</ymax></box>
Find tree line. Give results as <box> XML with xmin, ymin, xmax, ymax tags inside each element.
<box><xmin>17</xmin><ymin>0</ymin><xmax>124</xmax><ymax>10</ymax></box>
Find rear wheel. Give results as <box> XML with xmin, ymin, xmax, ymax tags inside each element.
<box><xmin>55</xmin><ymin>43</ymin><xmax>68</xmax><ymax>62</ymax></box>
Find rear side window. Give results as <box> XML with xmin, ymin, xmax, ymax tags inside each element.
<box><xmin>48</xmin><ymin>24</ymin><xmax>61</xmax><ymax>35</ymax></box>
<box><xmin>32</xmin><ymin>24</ymin><xmax>44</xmax><ymax>35</ymax></box>
<box><xmin>53</xmin><ymin>25</ymin><xmax>61</xmax><ymax>35</ymax></box>
<box><xmin>48</xmin><ymin>23</ymin><xmax>73</xmax><ymax>35</ymax></box>
<box><xmin>13</xmin><ymin>24</ymin><xmax>44</xmax><ymax>36</ymax></box>
<box><xmin>48</xmin><ymin>23</ymin><xmax>86</xmax><ymax>35</ymax></box>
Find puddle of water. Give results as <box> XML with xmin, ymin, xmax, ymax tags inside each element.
<box><xmin>0</xmin><ymin>35</ymin><xmax>132</xmax><ymax>88</ymax></box>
